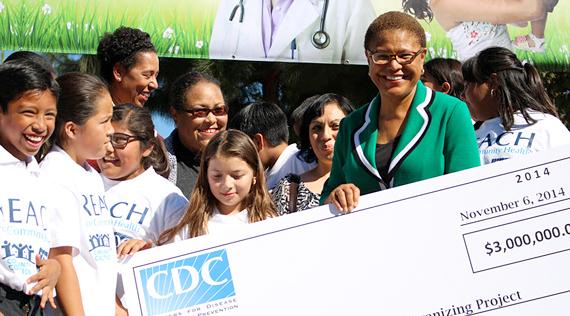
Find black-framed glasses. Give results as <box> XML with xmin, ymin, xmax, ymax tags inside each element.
<box><xmin>366</xmin><ymin>48</ymin><xmax>424</xmax><ymax>65</ymax></box>
<box><xmin>182</xmin><ymin>105</ymin><xmax>229</xmax><ymax>118</ymax></box>
<box><xmin>110</xmin><ymin>133</ymin><xmax>144</xmax><ymax>149</ymax></box>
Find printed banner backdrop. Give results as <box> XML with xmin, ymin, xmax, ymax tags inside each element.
<box><xmin>0</xmin><ymin>0</ymin><xmax>568</xmax><ymax>70</ymax></box>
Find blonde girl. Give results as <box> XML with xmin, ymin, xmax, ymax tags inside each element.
<box><xmin>40</xmin><ymin>72</ymin><xmax>117</xmax><ymax>316</ymax></box>
<box><xmin>158</xmin><ymin>129</ymin><xmax>277</xmax><ymax>244</ymax></box>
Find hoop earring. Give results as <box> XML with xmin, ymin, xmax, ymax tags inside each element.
<box><xmin>490</xmin><ymin>89</ymin><xmax>499</xmax><ymax>99</ymax></box>
<box><xmin>421</xmin><ymin>68</ymin><xmax>425</xmax><ymax>75</ymax></box>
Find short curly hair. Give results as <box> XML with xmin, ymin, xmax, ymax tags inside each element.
<box><xmin>364</xmin><ymin>11</ymin><xmax>426</xmax><ymax>51</ymax></box>
<box><xmin>97</xmin><ymin>26</ymin><xmax>156</xmax><ymax>84</ymax></box>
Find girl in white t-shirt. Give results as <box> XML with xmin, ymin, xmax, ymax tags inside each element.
<box><xmin>40</xmin><ymin>72</ymin><xmax>117</xmax><ymax>316</ymax></box>
<box><xmin>99</xmin><ymin>103</ymin><xmax>188</xmax><ymax>253</ymax></box>
<box><xmin>157</xmin><ymin>130</ymin><xmax>278</xmax><ymax>244</ymax></box>
<box><xmin>461</xmin><ymin>46</ymin><xmax>570</xmax><ymax>164</ymax></box>
<box><xmin>0</xmin><ymin>60</ymin><xmax>61</xmax><ymax>315</ymax></box>
<box><xmin>96</xmin><ymin>104</ymin><xmax>188</xmax><ymax>315</ymax></box>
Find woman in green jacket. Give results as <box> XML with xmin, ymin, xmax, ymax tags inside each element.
<box><xmin>320</xmin><ymin>11</ymin><xmax>480</xmax><ymax>212</ymax></box>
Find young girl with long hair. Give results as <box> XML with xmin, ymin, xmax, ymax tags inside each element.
<box><xmin>461</xmin><ymin>46</ymin><xmax>570</xmax><ymax>164</ymax></box>
<box><xmin>0</xmin><ymin>60</ymin><xmax>61</xmax><ymax>315</ymax></box>
<box><xmin>97</xmin><ymin>103</ymin><xmax>188</xmax><ymax>315</ymax></box>
<box><xmin>40</xmin><ymin>72</ymin><xmax>117</xmax><ymax>316</ymax></box>
<box><xmin>158</xmin><ymin>129</ymin><xmax>277</xmax><ymax>244</ymax></box>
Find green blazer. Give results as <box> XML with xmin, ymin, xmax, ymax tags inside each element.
<box><xmin>320</xmin><ymin>82</ymin><xmax>480</xmax><ymax>204</ymax></box>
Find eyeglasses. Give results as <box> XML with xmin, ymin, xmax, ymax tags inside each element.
<box><xmin>181</xmin><ymin>105</ymin><xmax>229</xmax><ymax>118</ymax></box>
<box><xmin>110</xmin><ymin>133</ymin><xmax>144</xmax><ymax>149</ymax></box>
<box><xmin>366</xmin><ymin>48</ymin><xmax>424</xmax><ymax>65</ymax></box>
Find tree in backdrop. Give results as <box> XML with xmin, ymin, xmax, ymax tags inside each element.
<box><xmin>33</xmin><ymin>53</ymin><xmax>570</xmax><ymax>131</ymax></box>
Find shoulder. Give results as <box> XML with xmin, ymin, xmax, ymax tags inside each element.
<box><xmin>272</xmin><ymin>173</ymin><xmax>295</xmax><ymax>192</ymax></box>
<box><xmin>429</xmin><ymin>90</ymin><xmax>465</xmax><ymax>112</ymax></box>
<box><xmin>340</xmin><ymin>101</ymin><xmax>372</xmax><ymax>131</ymax></box>
<box><xmin>40</xmin><ymin>148</ymin><xmax>80</xmax><ymax>182</ymax></box>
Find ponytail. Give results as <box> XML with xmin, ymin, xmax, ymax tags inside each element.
<box><xmin>146</xmin><ymin>134</ymin><xmax>170</xmax><ymax>178</ymax></box>
<box><xmin>523</xmin><ymin>63</ymin><xmax>558</xmax><ymax>118</ymax></box>
<box><xmin>462</xmin><ymin>47</ymin><xmax>557</xmax><ymax>131</ymax></box>
<box><xmin>402</xmin><ymin>0</ymin><xmax>433</xmax><ymax>21</ymax></box>
<box><xmin>112</xmin><ymin>103</ymin><xmax>171</xmax><ymax>179</ymax></box>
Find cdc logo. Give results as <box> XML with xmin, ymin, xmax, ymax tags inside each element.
<box><xmin>138</xmin><ymin>249</ymin><xmax>235</xmax><ymax>316</ymax></box>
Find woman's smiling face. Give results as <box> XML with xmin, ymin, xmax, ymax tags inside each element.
<box><xmin>171</xmin><ymin>82</ymin><xmax>227</xmax><ymax>155</ymax></box>
<box><xmin>112</xmin><ymin>51</ymin><xmax>159</xmax><ymax>107</ymax></box>
<box><xmin>98</xmin><ymin>121</ymin><xmax>151</xmax><ymax>181</ymax></box>
<box><xmin>367</xmin><ymin>29</ymin><xmax>426</xmax><ymax>101</ymax></box>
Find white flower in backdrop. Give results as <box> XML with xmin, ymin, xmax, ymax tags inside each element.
<box><xmin>41</xmin><ymin>3</ymin><xmax>52</xmax><ymax>14</ymax></box>
<box><xmin>162</xmin><ymin>27</ymin><xmax>174</xmax><ymax>39</ymax></box>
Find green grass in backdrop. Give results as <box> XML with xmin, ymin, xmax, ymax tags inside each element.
<box><xmin>0</xmin><ymin>0</ymin><xmax>568</xmax><ymax>71</ymax></box>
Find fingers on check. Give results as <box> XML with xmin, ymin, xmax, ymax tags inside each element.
<box><xmin>340</xmin><ymin>185</ymin><xmax>361</xmax><ymax>212</ymax></box>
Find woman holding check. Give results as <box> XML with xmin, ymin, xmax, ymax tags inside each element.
<box><xmin>320</xmin><ymin>11</ymin><xmax>480</xmax><ymax>212</ymax></box>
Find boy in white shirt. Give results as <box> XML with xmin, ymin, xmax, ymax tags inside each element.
<box><xmin>0</xmin><ymin>59</ymin><xmax>62</xmax><ymax>315</ymax></box>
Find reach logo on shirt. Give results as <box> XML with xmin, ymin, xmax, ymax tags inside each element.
<box><xmin>0</xmin><ymin>197</ymin><xmax>50</xmax><ymax>276</ymax></box>
<box><xmin>138</xmin><ymin>249</ymin><xmax>236</xmax><ymax>316</ymax></box>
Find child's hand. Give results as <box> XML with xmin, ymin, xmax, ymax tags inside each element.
<box><xmin>117</xmin><ymin>239</ymin><xmax>154</xmax><ymax>260</ymax></box>
<box><xmin>27</xmin><ymin>255</ymin><xmax>61</xmax><ymax>309</ymax></box>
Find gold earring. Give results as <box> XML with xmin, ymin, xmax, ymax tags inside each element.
<box><xmin>421</xmin><ymin>68</ymin><xmax>425</xmax><ymax>75</ymax></box>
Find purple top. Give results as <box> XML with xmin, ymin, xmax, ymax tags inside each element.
<box><xmin>261</xmin><ymin>0</ymin><xmax>317</xmax><ymax>56</ymax></box>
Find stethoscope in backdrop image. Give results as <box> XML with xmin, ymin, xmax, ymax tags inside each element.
<box><xmin>229</xmin><ymin>0</ymin><xmax>331</xmax><ymax>58</ymax></box>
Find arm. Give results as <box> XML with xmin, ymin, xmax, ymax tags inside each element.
<box><xmin>115</xmin><ymin>295</ymin><xmax>128</xmax><ymax>316</ymax></box>
<box><xmin>341</xmin><ymin>0</ymin><xmax>377</xmax><ymax>64</ymax></box>
<box><xmin>431</xmin><ymin>0</ymin><xmax>546</xmax><ymax>30</ymax></box>
<box><xmin>49</xmin><ymin>247</ymin><xmax>86</xmax><ymax>316</ymax></box>
<box><xmin>26</xmin><ymin>255</ymin><xmax>61</xmax><ymax>309</ymax></box>
<box><xmin>320</xmin><ymin>119</ymin><xmax>360</xmax><ymax>212</ymax></box>
<box><xmin>443</xmin><ymin>100</ymin><xmax>481</xmax><ymax>173</ymax></box>
<box><xmin>320</xmin><ymin>122</ymin><xmax>349</xmax><ymax>205</ymax></box>
<box><xmin>117</xmin><ymin>239</ymin><xmax>153</xmax><ymax>260</ymax></box>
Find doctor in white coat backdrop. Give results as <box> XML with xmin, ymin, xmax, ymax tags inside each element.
<box><xmin>209</xmin><ymin>0</ymin><xmax>377</xmax><ymax>64</ymax></box>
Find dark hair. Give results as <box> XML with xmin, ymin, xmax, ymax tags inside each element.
<box><xmin>228</xmin><ymin>101</ymin><xmax>289</xmax><ymax>146</ymax></box>
<box><xmin>364</xmin><ymin>11</ymin><xmax>426</xmax><ymax>51</ymax></box>
<box><xmin>170</xmin><ymin>71</ymin><xmax>223</xmax><ymax>111</ymax></box>
<box><xmin>112</xmin><ymin>103</ymin><xmax>170</xmax><ymax>178</ymax></box>
<box><xmin>0</xmin><ymin>60</ymin><xmax>60</xmax><ymax>113</ymax></box>
<box><xmin>290</xmin><ymin>95</ymin><xmax>320</xmax><ymax>137</ymax></box>
<box><xmin>158</xmin><ymin>130</ymin><xmax>277</xmax><ymax>243</ymax></box>
<box><xmin>423</xmin><ymin>58</ymin><xmax>464</xmax><ymax>99</ymax></box>
<box><xmin>53</xmin><ymin>72</ymin><xmax>109</xmax><ymax>147</ymax></box>
<box><xmin>402</xmin><ymin>0</ymin><xmax>433</xmax><ymax>21</ymax></box>
<box><xmin>299</xmin><ymin>94</ymin><xmax>355</xmax><ymax>163</ymax></box>
<box><xmin>4</xmin><ymin>51</ymin><xmax>57</xmax><ymax>76</ymax></box>
<box><xmin>462</xmin><ymin>46</ymin><xmax>557</xmax><ymax>131</ymax></box>
<box><xmin>97</xmin><ymin>26</ymin><xmax>156</xmax><ymax>84</ymax></box>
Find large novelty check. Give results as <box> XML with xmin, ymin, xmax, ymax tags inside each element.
<box><xmin>122</xmin><ymin>145</ymin><xmax>570</xmax><ymax>316</ymax></box>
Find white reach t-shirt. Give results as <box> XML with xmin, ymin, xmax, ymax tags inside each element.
<box><xmin>40</xmin><ymin>146</ymin><xmax>117</xmax><ymax>316</ymax></box>
<box><xmin>171</xmin><ymin>208</ymin><xmax>250</xmax><ymax>243</ymax></box>
<box><xmin>476</xmin><ymin>111</ymin><xmax>570</xmax><ymax>165</ymax></box>
<box><xmin>265</xmin><ymin>144</ymin><xmax>316</xmax><ymax>190</ymax></box>
<box><xmin>102</xmin><ymin>167</ymin><xmax>188</xmax><ymax>247</ymax></box>
<box><xmin>0</xmin><ymin>146</ymin><xmax>56</xmax><ymax>296</ymax></box>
